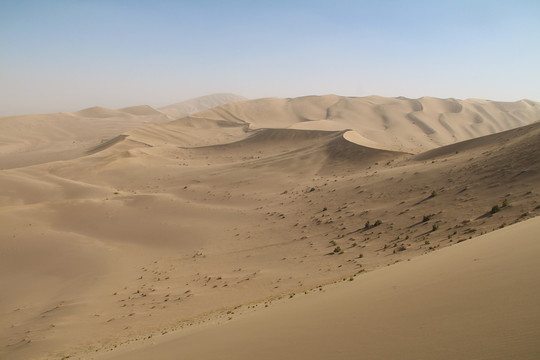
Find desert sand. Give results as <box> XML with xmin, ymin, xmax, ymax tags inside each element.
<box><xmin>0</xmin><ymin>93</ymin><xmax>248</xmax><ymax>169</ymax></box>
<box><xmin>1</xmin><ymin>95</ymin><xmax>539</xmax><ymax>359</ymax></box>
<box><xmin>97</xmin><ymin>216</ymin><xmax>540</xmax><ymax>360</ymax></box>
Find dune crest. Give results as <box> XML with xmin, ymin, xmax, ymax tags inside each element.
<box><xmin>193</xmin><ymin>95</ymin><xmax>540</xmax><ymax>152</ymax></box>
<box><xmin>0</xmin><ymin>94</ymin><xmax>247</xmax><ymax>169</ymax></box>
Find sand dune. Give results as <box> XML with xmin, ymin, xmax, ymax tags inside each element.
<box><xmin>0</xmin><ymin>108</ymin><xmax>169</xmax><ymax>169</ymax></box>
<box><xmin>193</xmin><ymin>95</ymin><xmax>540</xmax><ymax>152</ymax></box>
<box><xmin>98</xmin><ymin>216</ymin><xmax>540</xmax><ymax>360</ymax></box>
<box><xmin>1</xmin><ymin>95</ymin><xmax>539</xmax><ymax>360</ymax></box>
<box><xmin>0</xmin><ymin>94</ymin><xmax>247</xmax><ymax>169</ymax></box>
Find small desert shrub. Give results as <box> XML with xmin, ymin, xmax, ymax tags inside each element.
<box><xmin>422</xmin><ymin>214</ymin><xmax>432</xmax><ymax>222</ymax></box>
<box><xmin>432</xmin><ymin>224</ymin><xmax>439</xmax><ymax>231</ymax></box>
<box><xmin>430</xmin><ymin>190</ymin><xmax>438</xmax><ymax>198</ymax></box>
<box><xmin>333</xmin><ymin>246</ymin><xmax>342</xmax><ymax>254</ymax></box>
<box><xmin>364</xmin><ymin>220</ymin><xmax>371</xmax><ymax>229</ymax></box>
<box><xmin>502</xmin><ymin>198</ymin><xmax>509</xmax><ymax>207</ymax></box>
<box><xmin>374</xmin><ymin>219</ymin><xmax>382</xmax><ymax>227</ymax></box>
<box><xmin>491</xmin><ymin>205</ymin><xmax>500</xmax><ymax>214</ymax></box>
<box><xmin>398</xmin><ymin>244</ymin><xmax>407</xmax><ymax>251</ymax></box>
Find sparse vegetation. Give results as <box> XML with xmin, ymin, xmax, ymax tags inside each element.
<box><xmin>502</xmin><ymin>198</ymin><xmax>509</xmax><ymax>207</ymax></box>
<box><xmin>432</xmin><ymin>224</ymin><xmax>439</xmax><ymax>231</ymax></box>
<box><xmin>374</xmin><ymin>219</ymin><xmax>382</xmax><ymax>227</ymax></box>
<box><xmin>430</xmin><ymin>190</ymin><xmax>438</xmax><ymax>198</ymax></box>
<box><xmin>422</xmin><ymin>214</ymin><xmax>432</xmax><ymax>222</ymax></box>
<box><xmin>491</xmin><ymin>204</ymin><xmax>500</xmax><ymax>214</ymax></box>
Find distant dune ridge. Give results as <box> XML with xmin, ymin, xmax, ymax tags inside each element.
<box><xmin>0</xmin><ymin>93</ymin><xmax>248</xmax><ymax>169</ymax></box>
<box><xmin>1</xmin><ymin>94</ymin><xmax>538</xmax><ymax>169</ymax></box>
<box><xmin>1</xmin><ymin>94</ymin><xmax>539</xmax><ymax>360</ymax></box>
<box><xmin>191</xmin><ymin>95</ymin><xmax>540</xmax><ymax>152</ymax></box>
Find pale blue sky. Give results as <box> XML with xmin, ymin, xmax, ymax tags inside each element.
<box><xmin>1</xmin><ymin>0</ymin><xmax>539</xmax><ymax>115</ymax></box>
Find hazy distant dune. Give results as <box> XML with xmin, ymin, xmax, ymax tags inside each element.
<box><xmin>0</xmin><ymin>93</ymin><xmax>247</xmax><ymax>169</ymax></box>
<box><xmin>159</xmin><ymin>93</ymin><xmax>248</xmax><ymax>119</ymax></box>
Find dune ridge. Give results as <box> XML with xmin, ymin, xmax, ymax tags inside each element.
<box><xmin>0</xmin><ymin>93</ymin><xmax>247</xmax><ymax>169</ymax></box>
<box><xmin>192</xmin><ymin>95</ymin><xmax>540</xmax><ymax>152</ymax></box>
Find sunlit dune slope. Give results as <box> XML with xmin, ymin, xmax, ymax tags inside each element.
<box><xmin>100</xmin><ymin>216</ymin><xmax>540</xmax><ymax>360</ymax></box>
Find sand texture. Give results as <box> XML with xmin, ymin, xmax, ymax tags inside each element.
<box><xmin>98</xmin><ymin>216</ymin><xmax>540</xmax><ymax>360</ymax></box>
<box><xmin>0</xmin><ymin>93</ymin><xmax>247</xmax><ymax>169</ymax></box>
<box><xmin>1</xmin><ymin>95</ymin><xmax>539</xmax><ymax>359</ymax></box>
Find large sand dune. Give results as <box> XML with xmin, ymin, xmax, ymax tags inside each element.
<box><xmin>0</xmin><ymin>93</ymin><xmax>247</xmax><ymax>169</ymax></box>
<box><xmin>98</xmin><ymin>216</ymin><xmax>540</xmax><ymax>360</ymax></box>
<box><xmin>193</xmin><ymin>95</ymin><xmax>540</xmax><ymax>152</ymax></box>
<box><xmin>0</xmin><ymin>107</ymin><xmax>169</xmax><ymax>169</ymax></box>
<box><xmin>1</xmin><ymin>95</ymin><xmax>539</xmax><ymax>359</ymax></box>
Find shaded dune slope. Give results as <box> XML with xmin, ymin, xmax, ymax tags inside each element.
<box><xmin>414</xmin><ymin>120</ymin><xmax>540</xmax><ymax>162</ymax></box>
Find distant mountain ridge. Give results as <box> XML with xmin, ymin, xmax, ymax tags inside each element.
<box><xmin>159</xmin><ymin>93</ymin><xmax>248</xmax><ymax>119</ymax></box>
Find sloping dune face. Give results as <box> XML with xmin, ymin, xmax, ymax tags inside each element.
<box><xmin>0</xmin><ymin>107</ymin><xmax>171</xmax><ymax>169</ymax></box>
<box><xmin>100</xmin><ymin>217</ymin><xmax>540</xmax><ymax>360</ymax></box>
<box><xmin>0</xmin><ymin>94</ymin><xmax>249</xmax><ymax>170</ymax></box>
<box><xmin>1</xmin><ymin>95</ymin><xmax>540</xmax><ymax>360</ymax></box>
<box><xmin>194</xmin><ymin>95</ymin><xmax>540</xmax><ymax>152</ymax></box>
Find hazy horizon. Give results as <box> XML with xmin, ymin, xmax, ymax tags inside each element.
<box><xmin>1</xmin><ymin>0</ymin><xmax>539</xmax><ymax>116</ymax></box>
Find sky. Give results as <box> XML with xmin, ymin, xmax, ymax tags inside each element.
<box><xmin>1</xmin><ymin>0</ymin><xmax>539</xmax><ymax>116</ymax></box>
